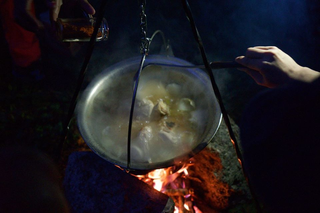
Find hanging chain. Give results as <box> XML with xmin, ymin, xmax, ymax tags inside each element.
<box><xmin>126</xmin><ymin>0</ymin><xmax>150</xmax><ymax>170</ymax></box>
<box><xmin>139</xmin><ymin>0</ymin><xmax>150</xmax><ymax>54</ymax></box>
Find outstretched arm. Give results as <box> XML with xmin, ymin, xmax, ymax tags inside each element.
<box><xmin>235</xmin><ymin>46</ymin><xmax>320</xmax><ymax>88</ymax></box>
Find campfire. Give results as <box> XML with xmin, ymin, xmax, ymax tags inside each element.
<box><xmin>132</xmin><ymin>148</ymin><xmax>234</xmax><ymax>213</ymax></box>
<box><xmin>63</xmin><ymin>120</ymin><xmax>252</xmax><ymax>212</ymax></box>
<box><xmin>134</xmin><ymin>163</ymin><xmax>196</xmax><ymax>213</ymax></box>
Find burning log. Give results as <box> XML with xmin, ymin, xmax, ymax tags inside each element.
<box><xmin>163</xmin><ymin>188</ymin><xmax>189</xmax><ymax>197</ymax></box>
<box><xmin>63</xmin><ymin>152</ymin><xmax>175</xmax><ymax>213</ymax></box>
<box><xmin>163</xmin><ymin>189</ymin><xmax>189</xmax><ymax>213</ymax></box>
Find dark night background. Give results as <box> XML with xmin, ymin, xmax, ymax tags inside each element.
<box><xmin>85</xmin><ymin>0</ymin><xmax>320</xmax><ymax>125</ymax></box>
<box><xmin>0</xmin><ymin>0</ymin><xmax>319</xmax><ymax>211</ymax></box>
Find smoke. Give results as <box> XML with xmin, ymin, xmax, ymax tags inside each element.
<box><xmin>80</xmin><ymin>0</ymin><xmax>319</xmax><ymax>124</ymax></box>
<box><xmin>76</xmin><ymin>55</ymin><xmax>222</xmax><ymax>169</ymax></box>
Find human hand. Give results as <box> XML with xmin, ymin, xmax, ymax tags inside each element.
<box><xmin>235</xmin><ymin>46</ymin><xmax>320</xmax><ymax>88</ymax></box>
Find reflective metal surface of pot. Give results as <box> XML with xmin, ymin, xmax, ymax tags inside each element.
<box><xmin>77</xmin><ymin>55</ymin><xmax>222</xmax><ymax>170</ymax></box>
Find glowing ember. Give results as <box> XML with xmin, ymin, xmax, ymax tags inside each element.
<box><xmin>147</xmin><ymin>168</ymin><xmax>167</xmax><ymax>191</ymax></box>
<box><xmin>184</xmin><ymin>203</ymin><xmax>189</xmax><ymax>210</ymax></box>
<box><xmin>193</xmin><ymin>206</ymin><xmax>203</xmax><ymax>213</ymax></box>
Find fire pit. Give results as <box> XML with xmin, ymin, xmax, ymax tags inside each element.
<box><xmin>63</xmin><ymin>120</ymin><xmax>251</xmax><ymax>213</ymax></box>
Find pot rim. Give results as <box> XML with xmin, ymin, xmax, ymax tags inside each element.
<box><xmin>76</xmin><ymin>55</ymin><xmax>222</xmax><ymax>171</ymax></box>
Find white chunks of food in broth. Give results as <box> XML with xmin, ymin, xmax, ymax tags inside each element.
<box><xmin>131</xmin><ymin>80</ymin><xmax>198</xmax><ymax>163</ymax></box>
<box><xmin>100</xmin><ymin>68</ymin><xmax>206</xmax><ymax>165</ymax></box>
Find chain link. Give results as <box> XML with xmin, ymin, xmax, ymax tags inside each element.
<box><xmin>139</xmin><ymin>0</ymin><xmax>150</xmax><ymax>54</ymax></box>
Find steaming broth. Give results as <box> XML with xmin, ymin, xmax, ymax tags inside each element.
<box><xmin>88</xmin><ymin>65</ymin><xmax>209</xmax><ymax>165</ymax></box>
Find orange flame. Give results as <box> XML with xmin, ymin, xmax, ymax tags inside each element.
<box><xmin>133</xmin><ymin>162</ymin><xmax>203</xmax><ymax>212</ymax></box>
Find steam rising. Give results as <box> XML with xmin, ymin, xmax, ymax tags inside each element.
<box><xmin>77</xmin><ymin>56</ymin><xmax>221</xmax><ymax>169</ymax></box>
<box><xmin>83</xmin><ymin>0</ymin><xmax>319</xmax><ymax>125</ymax></box>
<box><xmin>75</xmin><ymin>1</ymin><xmax>320</xmax><ymax>169</ymax></box>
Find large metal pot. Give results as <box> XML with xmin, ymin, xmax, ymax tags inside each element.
<box><xmin>76</xmin><ymin>55</ymin><xmax>222</xmax><ymax>171</ymax></box>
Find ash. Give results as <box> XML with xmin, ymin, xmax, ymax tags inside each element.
<box><xmin>207</xmin><ymin>117</ymin><xmax>252</xmax><ymax>205</ymax></box>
